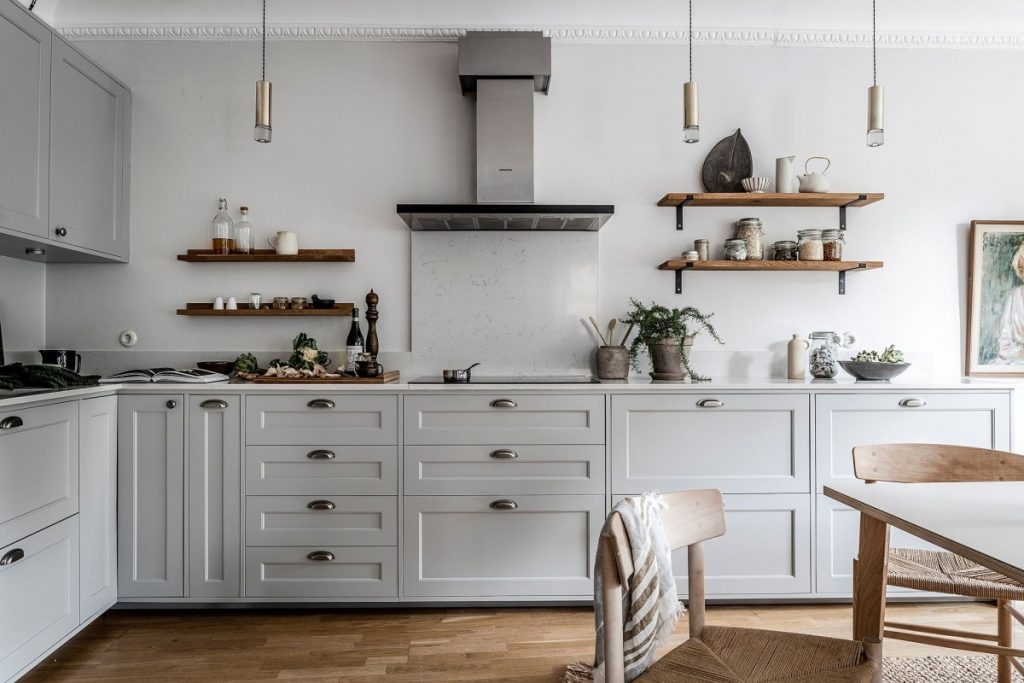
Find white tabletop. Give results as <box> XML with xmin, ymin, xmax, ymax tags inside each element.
<box><xmin>825</xmin><ymin>481</ymin><xmax>1024</xmax><ymax>585</ymax></box>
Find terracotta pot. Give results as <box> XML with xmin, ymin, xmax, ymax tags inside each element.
<box><xmin>596</xmin><ymin>346</ymin><xmax>629</xmax><ymax>380</ymax></box>
<box><xmin>647</xmin><ymin>336</ymin><xmax>695</xmax><ymax>380</ymax></box>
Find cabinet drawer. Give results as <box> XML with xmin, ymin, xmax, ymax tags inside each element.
<box><xmin>246</xmin><ymin>395</ymin><xmax>397</xmax><ymax>445</ymax></box>
<box><xmin>404</xmin><ymin>394</ymin><xmax>605</xmax><ymax>445</ymax></box>
<box><xmin>244</xmin><ymin>546</ymin><xmax>397</xmax><ymax>598</ymax></box>
<box><xmin>403</xmin><ymin>495</ymin><xmax>604</xmax><ymax>597</ymax></box>
<box><xmin>246</xmin><ymin>496</ymin><xmax>396</xmax><ymax>546</ymax></box>
<box><xmin>611</xmin><ymin>394</ymin><xmax>810</xmax><ymax>494</ymax></box>
<box><xmin>245</xmin><ymin>446</ymin><xmax>397</xmax><ymax>495</ymax></box>
<box><xmin>0</xmin><ymin>401</ymin><xmax>78</xmax><ymax>547</ymax></box>
<box><xmin>0</xmin><ymin>517</ymin><xmax>79</xmax><ymax>682</ymax></box>
<box><xmin>405</xmin><ymin>445</ymin><xmax>605</xmax><ymax>495</ymax></box>
<box><xmin>815</xmin><ymin>392</ymin><xmax>1011</xmax><ymax>490</ymax></box>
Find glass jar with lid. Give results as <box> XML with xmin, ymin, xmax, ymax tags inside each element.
<box><xmin>797</xmin><ymin>229</ymin><xmax>824</xmax><ymax>261</ymax></box>
<box><xmin>772</xmin><ymin>240</ymin><xmax>798</xmax><ymax>261</ymax></box>
<box><xmin>808</xmin><ymin>330</ymin><xmax>856</xmax><ymax>378</ymax></box>
<box><xmin>724</xmin><ymin>238</ymin><xmax>747</xmax><ymax>261</ymax></box>
<box><xmin>734</xmin><ymin>217</ymin><xmax>764</xmax><ymax>261</ymax></box>
<box><xmin>822</xmin><ymin>229</ymin><xmax>845</xmax><ymax>261</ymax></box>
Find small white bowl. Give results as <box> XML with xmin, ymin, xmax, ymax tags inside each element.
<box><xmin>741</xmin><ymin>176</ymin><xmax>771</xmax><ymax>193</ymax></box>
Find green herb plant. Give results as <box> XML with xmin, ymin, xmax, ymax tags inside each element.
<box><xmin>621</xmin><ymin>298</ymin><xmax>723</xmax><ymax>381</ymax></box>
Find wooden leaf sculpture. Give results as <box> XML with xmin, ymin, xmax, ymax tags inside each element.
<box><xmin>701</xmin><ymin>128</ymin><xmax>753</xmax><ymax>193</ymax></box>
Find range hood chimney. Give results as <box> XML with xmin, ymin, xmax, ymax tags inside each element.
<box><xmin>398</xmin><ymin>31</ymin><xmax>614</xmax><ymax>231</ymax></box>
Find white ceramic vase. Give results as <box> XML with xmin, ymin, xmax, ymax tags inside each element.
<box><xmin>776</xmin><ymin>156</ymin><xmax>797</xmax><ymax>193</ymax></box>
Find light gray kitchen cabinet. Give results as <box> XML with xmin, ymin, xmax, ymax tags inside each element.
<box><xmin>245</xmin><ymin>445</ymin><xmax>398</xmax><ymax>495</ymax></box>
<box><xmin>404</xmin><ymin>393</ymin><xmax>605</xmax><ymax>445</ymax></box>
<box><xmin>0</xmin><ymin>516</ymin><xmax>79</xmax><ymax>682</ymax></box>
<box><xmin>78</xmin><ymin>396</ymin><xmax>117</xmax><ymax>620</ymax></box>
<box><xmin>403</xmin><ymin>495</ymin><xmax>604</xmax><ymax>597</ymax></box>
<box><xmin>49</xmin><ymin>38</ymin><xmax>131</xmax><ymax>260</ymax></box>
<box><xmin>188</xmin><ymin>395</ymin><xmax>241</xmax><ymax>599</ymax></box>
<box><xmin>244</xmin><ymin>546</ymin><xmax>397</xmax><ymax>598</ymax></box>
<box><xmin>611</xmin><ymin>393</ymin><xmax>810</xmax><ymax>494</ymax></box>
<box><xmin>117</xmin><ymin>394</ymin><xmax>184</xmax><ymax>598</ymax></box>
<box><xmin>246</xmin><ymin>496</ymin><xmax>397</xmax><ymax>547</ymax></box>
<box><xmin>0</xmin><ymin>0</ymin><xmax>50</xmax><ymax>239</ymax></box>
<box><xmin>0</xmin><ymin>401</ymin><xmax>78</xmax><ymax>549</ymax></box>
<box><xmin>405</xmin><ymin>444</ymin><xmax>605</xmax><ymax>495</ymax></box>
<box><xmin>246</xmin><ymin>394</ymin><xmax>398</xmax><ymax>445</ymax></box>
<box><xmin>814</xmin><ymin>392</ymin><xmax>1011</xmax><ymax>491</ymax></box>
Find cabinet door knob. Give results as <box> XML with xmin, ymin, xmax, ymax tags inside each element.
<box><xmin>489</xmin><ymin>499</ymin><xmax>519</xmax><ymax>510</ymax></box>
<box><xmin>899</xmin><ymin>398</ymin><xmax>927</xmax><ymax>408</ymax></box>
<box><xmin>0</xmin><ymin>548</ymin><xmax>24</xmax><ymax>566</ymax></box>
<box><xmin>307</xmin><ymin>449</ymin><xmax>336</xmax><ymax>460</ymax></box>
<box><xmin>200</xmin><ymin>399</ymin><xmax>229</xmax><ymax>409</ymax></box>
<box><xmin>490</xmin><ymin>398</ymin><xmax>518</xmax><ymax>408</ymax></box>
<box><xmin>166</xmin><ymin>400</ymin><xmax>177</xmax><ymax>409</ymax></box>
<box><xmin>307</xmin><ymin>399</ymin><xmax>335</xmax><ymax>409</ymax></box>
<box><xmin>0</xmin><ymin>416</ymin><xmax>24</xmax><ymax>430</ymax></box>
<box><xmin>697</xmin><ymin>399</ymin><xmax>724</xmax><ymax>408</ymax></box>
<box><xmin>307</xmin><ymin>550</ymin><xmax>335</xmax><ymax>562</ymax></box>
<box><xmin>490</xmin><ymin>449</ymin><xmax>519</xmax><ymax>460</ymax></box>
<box><xmin>307</xmin><ymin>500</ymin><xmax>336</xmax><ymax>511</ymax></box>
<box><xmin>54</xmin><ymin>226</ymin><xmax>68</xmax><ymax>237</ymax></box>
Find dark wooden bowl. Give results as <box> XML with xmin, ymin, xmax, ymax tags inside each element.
<box><xmin>197</xmin><ymin>360</ymin><xmax>236</xmax><ymax>375</ymax></box>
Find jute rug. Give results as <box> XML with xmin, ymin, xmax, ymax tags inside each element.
<box><xmin>886</xmin><ymin>655</ymin><xmax>1022</xmax><ymax>682</ymax></box>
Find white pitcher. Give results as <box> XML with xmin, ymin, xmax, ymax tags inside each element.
<box><xmin>775</xmin><ymin>156</ymin><xmax>797</xmax><ymax>193</ymax></box>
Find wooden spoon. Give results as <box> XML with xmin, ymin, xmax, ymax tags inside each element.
<box><xmin>588</xmin><ymin>316</ymin><xmax>609</xmax><ymax>346</ymax></box>
<box><xmin>607</xmin><ymin>319</ymin><xmax>618</xmax><ymax>347</ymax></box>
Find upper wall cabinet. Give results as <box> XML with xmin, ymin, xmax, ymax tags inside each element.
<box><xmin>0</xmin><ymin>0</ymin><xmax>130</xmax><ymax>263</ymax></box>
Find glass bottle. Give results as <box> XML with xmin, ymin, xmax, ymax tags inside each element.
<box><xmin>234</xmin><ymin>206</ymin><xmax>253</xmax><ymax>255</ymax></box>
<box><xmin>345</xmin><ymin>308</ymin><xmax>364</xmax><ymax>373</ymax></box>
<box><xmin>211</xmin><ymin>198</ymin><xmax>234</xmax><ymax>254</ymax></box>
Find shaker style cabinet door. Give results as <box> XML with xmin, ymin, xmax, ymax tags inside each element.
<box><xmin>0</xmin><ymin>2</ymin><xmax>50</xmax><ymax>238</ymax></box>
<box><xmin>117</xmin><ymin>395</ymin><xmax>184</xmax><ymax>598</ymax></box>
<box><xmin>79</xmin><ymin>396</ymin><xmax>118</xmax><ymax>620</ymax></box>
<box><xmin>50</xmin><ymin>39</ymin><xmax>130</xmax><ymax>259</ymax></box>
<box><xmin>188</xmin><ymin>395</ymin><xmax>241</xmax><ymax>599</ymax></box>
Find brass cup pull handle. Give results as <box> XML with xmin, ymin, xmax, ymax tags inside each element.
<box><xmin>200</xmin><ymin>399</ymin><xmax>229</xmax><ymax>409</ymax></box>
<box><xmin>899</xmin><ymin>398</ymin><xmax>927</xmax><ymax>408</ymax></box>
<box><xmin>0</xmin><ymin>416</ymin><xmax>24</xmax><ymax>430</ymax></box>
<box><xmin>307</xmin><ymin>449</ymin><xmax>336</xmax><ymax>460</ymax></box>
<box><xmin>490</xmin><ymin>449</ymin><xmax>519</xmax><ymax>460</ymax></box>
<box><xmin>489</xmin><ymin>499</ymin><xmax>519</xmax><ymax>510</ymax></box>
<box><xmin>307</xmin><ymin>399</ymin><xmax>335</xmax><ymax>409</ymax></box>
<box><xmin>306</xmin><ymin>550</ymin><xmax>335</xmax><ymax>562</ymax></box>
<box><xmin>0</xmin><ymin>548</ymin><xmax>24</xmax><ymax>566</ymax></box>
<box><xmin>697</xmin><ymin>399</ymin><xmax>724</xmax><ymax>408</ymax></box>
<box><xmin>307</xmin><ymin>500</ymin><xmax>336</xmax><ymax>511</ymax></box>
<box><xmin>490</xmin><ymin>399</ymin><xmax>518</xmax><ymax>408</ymax></box>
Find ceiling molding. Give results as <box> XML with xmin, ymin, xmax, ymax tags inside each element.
<box><xmin>55</xmin><ymin>24</ymin><xmax>1024</xmax><ymax>49</ymax></box>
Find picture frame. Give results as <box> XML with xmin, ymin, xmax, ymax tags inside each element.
<box><xmin>966</xmin><ymin>220</ymin><xmax>1024</xmax><ymax>377</ymax></box>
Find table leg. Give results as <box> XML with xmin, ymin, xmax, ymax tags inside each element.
<box><xmin>853</xmin><ymin>513</ymin><xmax>890</xmax><ymax>642</ymax></box>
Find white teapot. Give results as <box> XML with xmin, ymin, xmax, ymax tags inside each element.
<box><xmin>797</xmin><ymin>156</ymin><xmax>831</xmax><ymax>193</ymax></box>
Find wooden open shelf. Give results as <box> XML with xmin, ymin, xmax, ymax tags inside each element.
<box><xmin>657</xmin><ymin>193</ymin><xmax>884</xmax><ymax>208</ymax></box>
<box><xmin>177</xmin><ymin>302</ymin><xmax>354</xmax><ymax>317</ymax></box>
<box><xmin>659</xmin><ymin>260</ymin><xmax>884</xmax><ymax>295</ymax></box>
<box><xmin>177</xmin><ymin>249</ymin><xmax>355</xmax><ymax>263</ymax></box>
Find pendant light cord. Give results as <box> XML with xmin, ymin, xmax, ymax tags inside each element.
<box><xmin>688</xmin><ymin>0</ymin><xmax>693</xmax><ymax>82</ymax></box>
<box><xmin>261</xmin><ymin>0</ymin><xmax>267</xmax><ymax>81</ymax></box>
<box><xmin>872</xmin><ymin>0</ymin><xmax>877</xmax><ymax>86</ymax></box>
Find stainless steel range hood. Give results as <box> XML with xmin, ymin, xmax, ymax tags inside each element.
<box><xmin>397</xmin><ymin>31</ymin><xmax>613</xmax><ymax>231</ymax></box>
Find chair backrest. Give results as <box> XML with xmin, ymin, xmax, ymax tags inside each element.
<box><xmin>853</xmin><ymin>443</ymin><xmax>1024</xmax><ymax>483</ymax></box>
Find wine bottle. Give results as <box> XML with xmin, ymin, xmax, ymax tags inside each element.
<box><xmin>345</xmin><ymin>308</ymin><xmax>364</xmax><ymax>373</ymax></box>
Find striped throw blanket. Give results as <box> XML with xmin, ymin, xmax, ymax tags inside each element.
<box><xmin>566</xmin><ymin>493</ymin><xmax>682</xmax><ymax>683</ymax></box>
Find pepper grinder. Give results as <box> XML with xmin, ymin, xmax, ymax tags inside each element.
<box><xmin>365</xmin><ymin>289</ymin><xmax>379</xmax><ymax>361</ymax></box>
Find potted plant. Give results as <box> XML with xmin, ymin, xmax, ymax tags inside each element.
<box><xmin>622</xmin><ymin>298</ymin><xmax>723</xmax><ymax>381</ymax></box>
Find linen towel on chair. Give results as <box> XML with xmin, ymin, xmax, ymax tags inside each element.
<box><xmin>568</xmin><ymin>493</ymin><xmax>682</xmax><ymax>683</ymax></box>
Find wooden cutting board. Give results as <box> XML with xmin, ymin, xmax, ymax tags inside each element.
<box><xmin>237</xmin><ymin>371</ymin><xmax>400</xmax><ymax>384</ymax></box>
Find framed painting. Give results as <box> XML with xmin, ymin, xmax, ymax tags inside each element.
<box><xmin>967</xmin><ymin>220</ymin><xmax>1024</xmax><ymax>376</ymax></box>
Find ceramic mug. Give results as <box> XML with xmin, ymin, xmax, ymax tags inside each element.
<box><xmin>39</xmin><ymin>349</ymin><xmax>81</xmax><ymax>373</ymax></box>
<box><xmin>268</xmin><ymin>231</ymin><xmax>299</xmax><ymax>255</ymax></box>
<box><xmin>356</xmin><ymin>359</ymin><xmax>384</xmax><ymax>378</ymax></box>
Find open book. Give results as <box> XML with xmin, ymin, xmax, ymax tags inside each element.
<box><xmin>99</xmin><ymin>368</ymin><xmax>230</xmax><ymax>384</ymax></box>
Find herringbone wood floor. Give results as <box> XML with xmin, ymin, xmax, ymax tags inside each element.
<box><xmin>23</xmin><ymin>603</ymin><xmax>1016</xmax><ymax>682</ymax></box>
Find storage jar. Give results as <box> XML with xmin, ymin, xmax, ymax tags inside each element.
<box><xmin>798</xmin><ymin>229</ymin><xmax>824</xmax><ymax>261</ymax></box>
<box><xmin>734</xmin><ymin>217</ymin><xmax>764</xmax><ymax>260</ymax></box>
<box><xmin>822</xmin><ymin>229</ymin><xmax>845</xmax><ymax>261</ymax></box>
<box><xmin>724</xmin><ymin>238</ymin><xmax>748</xmax><ymax>261</ymax></box>
<box><xmin>772</xmin><ymin>240</ymin><xmax>798</xmax><ymax>261</ymax></box>
<box><xmin>809</xmin><ymin>331</ymin><xmax>841</xmax><ymax>378</ymax></box>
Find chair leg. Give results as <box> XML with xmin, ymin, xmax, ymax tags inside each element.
<box><xmin>863</xmin><ymin>637</ymin><xmax>883</xmax><ymax>683</ymax></box>
<box><xmin>998</xmin><ymin>600</ymin><xmax>1012</xmax><ymax>683</ymax></box>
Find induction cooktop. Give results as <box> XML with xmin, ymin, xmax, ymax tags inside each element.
<box><xmin>409</xmin><ymin>375</ymin><xmax>599</xmax><ymax>384</ymax></box>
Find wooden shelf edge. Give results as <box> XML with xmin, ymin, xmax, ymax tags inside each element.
<box><xmin>177</xmin><ymin>248</ymin><xmax>355</xmax><ymax>263</ymax></box>
<box><xmin>656</xmin><ymin>192</ymin><xmax>884</xmax><ymax>208</ymax></box>
<box><xmin>177</xmin><ymin>302</ymin><xmax>354</xmax><ymax>316</ymax></box>
<box><xmin>658</xmin><ymin>260</ymin><xmax>884</xmax><ymax>272</ymax></box>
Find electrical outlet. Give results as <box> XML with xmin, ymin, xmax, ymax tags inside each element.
<box><xmin>119</xmin><ymin>330</ymin><xmax>138</xmax><ymax>347</ymax></box>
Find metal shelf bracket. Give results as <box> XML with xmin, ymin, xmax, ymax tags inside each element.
<box><xmin>838</xmin><ymin>262</ymin><xmax>869</xmax><ymax>295</ymax></box>
<box><xmin>838</xmin><ymin>195</ymin><xmax>867</xmax><ymax>232</ymax></box>
<box><xmin>675</xmin><ymin>269</ymin><xmax>683</xmax><ymax>294</ymax></box>
<box><xmin>675</xmin><ymin>195</ymin><xmax>694</xmax><ymax>230</ymax></box>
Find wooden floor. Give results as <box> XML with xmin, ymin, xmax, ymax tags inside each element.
<box><xmin>24</xmin><ymin>603</ymin><xmax>1019</xmax><ymax>682</ymax></box>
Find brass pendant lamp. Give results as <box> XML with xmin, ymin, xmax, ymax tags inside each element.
<box><xmin>254</xmin><ymin>0</ymin><xmax>272</xmax><ymax>143</ymax></box>
<box><xmin>867</xmin><ymin>0</ymin><xmax>884</xmax><ymax>147</ymax></box>
<box><xmin>683</xmin><ymin>0</ymin><xmax>699</xmax><ymax>143</ymax></box>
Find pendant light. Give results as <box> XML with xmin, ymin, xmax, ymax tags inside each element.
<box><xmin>866</xmin><ymin>0</ymin><xmax>883</xmax><ymax>147</ymax></box>
<box><xmin>683</xmin><ymin>0</ymin><xmax>699</xmax><ymax>143</ymax></box>
<box><xmin>254</xmin><ymin>0</ymin><xmax>272</xmax><ymax>143</ymax></box>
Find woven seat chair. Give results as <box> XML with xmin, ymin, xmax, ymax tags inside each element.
<box><xmin>853</xmin><ymin>443</ymin><xmax>1024</xmax><ymax>683</ymax></box>
<box><xmin>599</xmin><ymin>489</ymin><xmax>881</xmax><ymax>683</ymax></box>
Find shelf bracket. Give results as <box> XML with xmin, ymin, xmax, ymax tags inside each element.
<box><xmin>838</xmin><ymin>262</ymin><xmax>868</xmax><ymax>295</ymax></box>
<box><xmin>675</xmin><ymin>195</ymin><xmax>694</xmax><ymax>230</ymax></box>
<box><xmin>675</xmin><ymin>269</ymin><xmax>683</xmax><ymax>294</ymax></box>
<box><xmin>838</xmin><ymin>195</ymin><xmax>867</xmax><ymax>232</ymax></box>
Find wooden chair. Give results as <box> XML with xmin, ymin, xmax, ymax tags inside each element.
<box><xmin>600</xmin><ymin>489</ymin><xmax>881</xmax><ymax>683</ymax></box>
<box><xmin>853</xmin><ymin>443</ymin><xmax>1024</xmax><ymax>683</ymax></box>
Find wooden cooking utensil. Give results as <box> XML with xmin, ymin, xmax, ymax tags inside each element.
<box><xmin>588</xmin><ymin>316</ymin><xmax>609</xmax><ymax>346</ymax></box>
<box><xmin>608</xmin><ymin>319</ymin><xmax>617</xmax><ymax>346</ymax></box>
<box><xmin>619</xmin><ymin>322</ymin><xmax>635</xmax><ymax>347</ymax></box>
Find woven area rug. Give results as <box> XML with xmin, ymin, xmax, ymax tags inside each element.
<box><xmin>886</xmin><ymin>655</ymin><xmax>1022</xmax><ymax>682</ymax></box>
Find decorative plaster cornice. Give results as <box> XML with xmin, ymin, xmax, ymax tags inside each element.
<box><xmin>55</xmin><ymin>24</ymin><xmax>1024</xmax><ymax>49</ymax></box>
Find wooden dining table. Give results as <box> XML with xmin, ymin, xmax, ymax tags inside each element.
<box><xmin>824</xmin><ymin>481</ymin><xmax>1024</xmax><ymax>642</ymax></box>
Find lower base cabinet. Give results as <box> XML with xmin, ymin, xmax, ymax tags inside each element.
<box><xmin>403</xmin><ymin>495</ymin><xmax>604</xmax><ymax>598</ymax></box>
<box><xmin>79</xmin><ymin>396</ymin><xmax>117</xmax><ymax>620</ymax></box>
<box><xmin>0</xmin><ymin>517</ymin><xmax>79</xmax><ymax>681</ymax></box>
<box><xmin>244</xmin><ymin>546</ymin><xmax>397</xmax><ymax>598</ymax></box>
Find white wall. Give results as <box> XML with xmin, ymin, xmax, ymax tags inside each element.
<box><xmin>42</xmin><ymin>38</ymin><xmax>1024</xmax><ymax>377</ymax></box>
<box><xmin>0</xmin><ymin>256</ymin><xmax>45</xmax><ymax>359</ymax></box>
